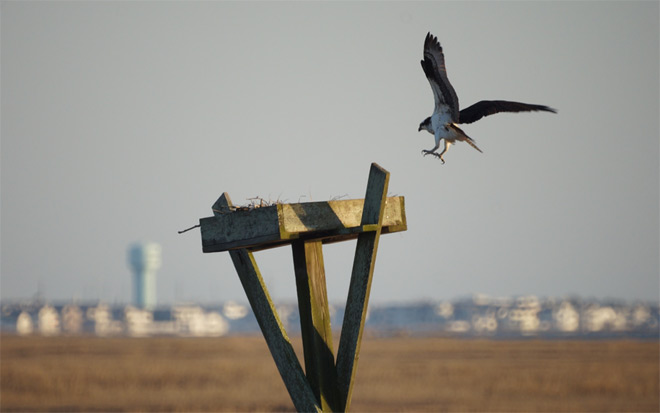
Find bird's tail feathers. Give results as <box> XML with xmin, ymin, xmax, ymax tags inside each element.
<box><xmin>464</xmin><ymin>136</ymin><xmax>482</xmax><ymax>153</ymax></box>
<box><xmin>450</xmin><ymin>124</ymin><xmax>483</xmax><ymax>153</ymax></box>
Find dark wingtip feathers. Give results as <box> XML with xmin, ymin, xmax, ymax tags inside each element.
<box><xmin>524</xmin><ymin>103</ymin><xmax>557</xmax><ymax>114</ymax></box>
<box><xmin>458</xmin><ymin>100</ymin><xmax>557</xmax><ymax>124</ymax></box>
<box><xmin>424</xmin><ymin>32</ymin><xmax>442</xmax><ymax>54</ymax></box>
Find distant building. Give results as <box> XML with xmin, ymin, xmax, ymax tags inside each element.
<box><xmin>172</xmin><ymin>306</ymin><xmax>229</xmax><ymax>337</ymax></box>
<box><xmin>223</xmin><ymin>301</ymin><xmax>248</xmax><ymax>320</ymax></box>
<box><xmin>61</xmin><ymin>305</ymin><xmax>84</xmax><ymax>334</ymax></box>
<box><xmin>38</xmin><ymin>305</ymin><xmax>60</xmax><ymax>335</ymax></box>
<box><xmin>1</xmin><ymin>296</ymin><xmax>658</xmax><ymax>338</ymax></box>
<box><xmin>128</xmin><ymin>242</ymin><xmax>162</xmax><ymax>309</ymax></box>
<box><xmin>583</xmin><ymin>304</ymin><xmax>628</xmax><ymax>332</ymax></box>
<box><xmin>554</xmin><ymin>301</ymin><xmax>580</xmax><ymax>332</ymax></box>
<box><xmin>506</xmin><ymin>295</ymin><xmax>541</xmax><ymax>335</ymax></box>
<box><xmin>124</xmin><ymin>306</ymin><xmax>156</xmax><ymax>337</ymax></box>
<box><xmin>16</xmin><ymin>311</ymin><xmax>33</xmax><ymax>335</ymax></box>
<box><xmin>86</xmin><ymin>303</ymin><xmax>123</xmax><ymax>336</ymax></box>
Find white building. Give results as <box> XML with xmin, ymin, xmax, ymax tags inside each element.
<box><xmin>173</xmin><ymin>305</ymin><xmax>228</xmax><ymax>337</ymax></box>
<box><xmin>16</xmin><ymin>311</ymin><xmax>34</xmax><ymax>335</ymax></box>
<box><xmin>223</xmin><ymin>301</ymin><xmax>248</xmax><ymax>320</ymax></box>
<box><xmin>86</xmin><ymin>304</ymin><xmax>123</xmax><ymax>336</ymax></box>
<box><xmin>38</xmin><ymin>305</ymin><xmax>61</xmax><ymax>335</ymax></box>
<box><xmin>554</xmin><ymin>301</ymin><xmax>580</xmax><ymax>332</ymax></box>
<box><xmin>583</xmin><ymin>304</ymin><xmax>628</xmax><ymax>332</ymax></box>
<box><xmin>61</xmin><ymin>305</ymin><xmax>84</xmax><ymax>334</ymax></box>
<box><xmin>124</xmin><ymin>306</ymin><xmax>155</xmax><ymax>337</ymax></box>
<box><xmin>507</xmin><ymin>295</ymin><xmax>542</xmax><ymax>334</ymax></box>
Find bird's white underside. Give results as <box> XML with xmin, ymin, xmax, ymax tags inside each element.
<box><xmin>430</xmin><ymin>108</ymin><xmax>455</xmax><ymax>144</ymax></box>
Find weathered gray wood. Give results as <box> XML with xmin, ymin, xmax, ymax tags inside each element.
<box><xmin>215</xmin><ymin>195</ymin><xmax>321</xmax><ymax>413</ymax></box>
<box><xmin>292</xmin><ymin>240</ymin><xmax>339</xmax><ymax>412</ymax></box>
<box><xmin>212</xmin><ymin>192</ymin><xmax>234</xmax><ymax>216</ymax></box>
<box><xmin>230</xmin><ymin>249</ymin><xmax>320</xmax><ymax>412</ymax></box>
<box><xmin>359</xmin><ymin>164</ymin><xmax>390</xmax><ymax>227</ymax></box>
<box><xmin>200</xmin><ymin>196</ymin><xmax>406</xmax><ymax>253</ymax></box>
<box><xmin>336</xmin><ymin>163</ymin><xmax>390</xmax><ymax>412</ymax></box>
<box><xmin>201</xmin><ymin>164</ymin><xmax>406</xmax><ymax>412</ymax></box>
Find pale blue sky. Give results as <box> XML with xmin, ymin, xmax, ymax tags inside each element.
<box><xmin>2</xmin><ymin>1</ymin><xmax>658</xmax><ymax>305</ymax></box>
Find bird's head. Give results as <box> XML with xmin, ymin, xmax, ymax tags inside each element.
<box><xmin>418</xmin><ymin>117</ymin><xmax>432</xmax><ymax>133</ymax></box>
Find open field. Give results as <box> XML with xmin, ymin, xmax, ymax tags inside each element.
<box><xmin>1</xmin><ymin>334</ymin><xmax>658</xmax><ymax>412</ymax></box>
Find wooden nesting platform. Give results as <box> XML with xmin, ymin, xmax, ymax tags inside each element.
<box><xmin>200</xmin><ymin>196</ymin><xmax>407</xmax><ymax>253</ymax></box>
<box><xmin>196</xmin><ymin>163</ymin><xmax>406</xmax><ymax>412</ymax></box>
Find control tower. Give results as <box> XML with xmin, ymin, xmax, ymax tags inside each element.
<box><xmin>128</xmin><ymin>242</ymin><xmax>162</xmax><ymax>309</ymax></box>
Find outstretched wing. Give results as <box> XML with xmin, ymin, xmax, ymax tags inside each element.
<box><xmin>459</xmin><ymin>100</ymin><xmax>557</xmax><ymax>124</ymax></box>
<box><xmin>421</xmin><ymin>32</ymin><xmax>459</xmax><ymax>122</ymax></box>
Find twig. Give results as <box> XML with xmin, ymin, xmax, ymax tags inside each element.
<box><xmin>178</xmin><ymin>224</ymin><xmax>200</xmax><ymax>234</ymax></box>
<box><xmin>330</xmin><ymin>193</ymin><xmax>349</xmax><ymax>201</ymax></box>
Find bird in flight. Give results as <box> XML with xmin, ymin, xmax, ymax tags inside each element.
<box><xmin>418</xmin><ymin>32</ymin><xmax>556</xmax><ymax>164</ymax></box>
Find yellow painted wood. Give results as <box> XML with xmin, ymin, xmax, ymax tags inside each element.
<box><xmin>200</xmin><ymin>196</ymin><xmax>406</xmax><ymax>253</ymax></box>
<box><xmin>278</xmin><ymin>197</ymin><xmax>405</xmax><ymax>235</ymax></box>
<box><xmin>292</xmin><ymin>240</ymin><xmax>340</xmax><ymax>412</ymax></box>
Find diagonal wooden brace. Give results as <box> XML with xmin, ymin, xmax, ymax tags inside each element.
<box><xmin>216</xmin><ymin>193</ymin><xmax>321</xmax><ymax>413</ymax></box>
<box><xmin>336</xmin><ymin>163</ymin><xmax>390</xmax><ymax>412</ymax></box>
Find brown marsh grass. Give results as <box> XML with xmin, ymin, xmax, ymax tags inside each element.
<box><xmin>1</xmin><ymin>334</ymin><xmax>658</xmax><ymax>412</ymax></box>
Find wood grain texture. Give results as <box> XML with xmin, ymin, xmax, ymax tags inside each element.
<box><xmin>200</xmin><ymin>196</ymin><xmax>406</xmax><ymax>253</ymax></box>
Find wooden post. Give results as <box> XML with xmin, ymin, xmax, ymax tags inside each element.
<box><xmin>197</xmin><ymin>164</ymin><xmax>405</xmax><ymax>412</ymax></box>
<box><xmin>292</xmin><ymin>239</ymin><xmax>340</xmax><ymax>412</ymax></box>
<box><xmin>336</xmin><ymin>163</ymin><xmax>390</xmax><ymax>412</ymax></box>
<box><xmin>216</xmin><ymin>194</ymin><xmax>321</xmax><ymax>413</ymax></box>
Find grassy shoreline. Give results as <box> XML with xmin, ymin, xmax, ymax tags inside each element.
<box><xmin>2</xmin><ymin>334</ymin><xmax>658</xmax><ymax>412</ymax></box>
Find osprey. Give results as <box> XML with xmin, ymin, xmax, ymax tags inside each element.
<box><xmin>418</xmin><ymin>33</ymin><xmax>556</xmax><ymax>163</ymax></box>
